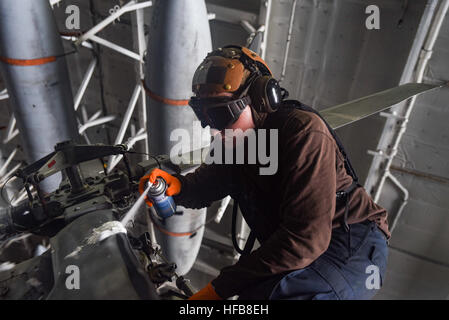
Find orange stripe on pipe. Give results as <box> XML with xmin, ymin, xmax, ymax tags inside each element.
<box><xmin>141</xmin><ymin>80</ymin><xmax>190</xmax><ymax>106</ymax></box>
<box><xmin>148</xmin><ymin>212</ymin><xmax>194</xmax><ymax>237</ymax></box>
<box><xmin>0</xmin><ymin>55</ymin><xmax>56</xmax><ymax>66</ymax></box>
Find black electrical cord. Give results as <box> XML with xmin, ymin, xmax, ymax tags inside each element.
<box><xmin>54</xmin><ymin>48</ymin><xmax>78</xmax><ymax>59</ymax></box>
<box><xmin>126</xmin><ymin>151</ymin><xmax>161</xmax><ymax>169</ymax></box>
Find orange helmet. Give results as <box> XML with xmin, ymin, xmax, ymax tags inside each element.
<box><xmin>189</xmin><ymin>45</ymin><xmax>286</xmax><ymax>130</ymax></box>
<box><xmin>191</xmin><ymin>45</ymin><xmax>272</xmax><ymax>96</ymax></box>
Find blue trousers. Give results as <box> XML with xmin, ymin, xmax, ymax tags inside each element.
<box><xmin>239</xmin><ymin>220</ymin><xmax>389</xmax><ymax>300</ymax></box>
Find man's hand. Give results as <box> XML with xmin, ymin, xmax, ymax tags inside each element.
<box><xmin>188</xmin><ymin>282</ymin><xmax>222</xmax><ymax>300</ymax></box>
<box><xmin>139</xmin><ymin>168</ymin><xmax>181</xmax><ymax>207</ymax></box>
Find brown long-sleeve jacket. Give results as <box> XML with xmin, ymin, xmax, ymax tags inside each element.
<box><xmin>173</xmin><ymin>103</ymin><xmax>390</xmax><ymax>299</ymax></box>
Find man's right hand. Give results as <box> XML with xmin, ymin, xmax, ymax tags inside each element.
<box><xmin>139</xmin><ymin>168</ymin><xmax>182</xmax><ymax>207</ymax></box>
<box><xmin>148</xmin><ymin>168</ymin><xmax>181</xmax><ymax>196</ymax></box>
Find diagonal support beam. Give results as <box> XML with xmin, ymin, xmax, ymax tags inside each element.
<box><xmin>74</xmin><ymin>58</ymin><xmax>97</xmax><ymax>111</ymax></box>
<box><xmin>75</xmin><ymin>0</ymin><xmax>152</xmax><ymax>46</ymax></box>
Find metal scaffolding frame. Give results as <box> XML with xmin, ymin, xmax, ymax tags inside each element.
<box><xmin>60</xmin><ymin>0</ymin><xmax>152</xmax><ymax>166</ymax></box>
<box><xmin>0</xmin><ymin>0</ymin><xmax>153</xmax><ymax>208</ymax></box>
<box><xmin>365</xmin><ymin>0</ymin><xmax>449</xmax><ymax>233</ymax></box>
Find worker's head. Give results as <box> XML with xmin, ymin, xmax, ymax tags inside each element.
<box><xmin>189</xmin><ymin>45</ymin><xmax>287</xmax><ymax>132</ymax></box>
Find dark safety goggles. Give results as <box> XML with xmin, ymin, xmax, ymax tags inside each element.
<box><xmin>189</xmin><ymin>95</ymin><xmax>251</xmax><ymax>130</ymax></box>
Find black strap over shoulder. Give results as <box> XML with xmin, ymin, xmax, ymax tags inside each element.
<box><xmin>282</xmin><ymin>100</ymin><xmax>361</xmax><ymax>232</ymax></box>
<box><xmin>282</xmin><ymin>100</ymin><xmax>359</xmax><ymax>182</ymax></box>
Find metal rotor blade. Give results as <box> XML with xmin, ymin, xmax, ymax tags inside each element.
<box><xmin>321</xmin><ymin>82</ymin><xmax>447</xmax><ymax>129</ymax></box>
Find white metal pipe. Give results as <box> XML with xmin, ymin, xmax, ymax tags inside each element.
<box><xmin>364</xmin><ymin>0</ymin><xmax>438</xmax><ymax>194</ymax></box>
<box><xmin>74</xmin><ymin>58</ymin><xmax>97</xmax><ymax>111</ymax></box>
<box><xmin>260</xmin><ymin>0</ymin><xmax>272</xmax><ymax>60</ymax></box>
<box><xmin>108</xmin><ymin>130</ymin><xmax>146</xmax><ymax>173</ymax></box>
<box><xmin>0</xmin><ymin>88</ymin><xmax>8</xmax><ymax>100</ymax></box>
<box><xmin>374</xmin><ymin>0</ymin><xmax>449</xmax><ymax>202</ymax></box>
<box><xmin>240</xmin><ymin>20</ymin><xmax>256</xmax><ymax>34</ymax></box>
<box><xmin>422</xmin><ymin>0</ymin><xmax>449</xmax><ymax>51</ymax></box>
<box><xmin>81</xmin><ymin>106</ymin><xmax>89</xmax><ymax>123</ymax></box>
<box><xmin>61</xmin><ymin>35</ymin><xmax>94</xmax><ymax>50</ymax></box>
<box><xmin>130</xmin><ymin>124</ymin><xmax>137</xmax><ymax>136</ymax></box>
<box><xmin>214</xmin><ymin>195</ymin><xmax>231</xmax><ymax>223</ymax></box>
<box><xmin>3</xmin><ymin>116</ymin><xmax>17</xmax><ymax>144</ymax></box>
<box><xmin>3</xmin><ymin>129</ymin><xmax>19</xmax><ymax>144</ymax></box>
<box><xmin>107</xmin><ymin>84</ymin><xmax>141</xmax><ymax>170</ymax></box>
<box><xmin>234</xmin><ymin>206</ymin><xmax>251</xmax><ymax>261</ymax></box>
<box><xmin>75</xmin><ymin>0</ymin><xmax>153</xmax><ymax>45</ymax></box>
<box><xmin>132</xmin><ymin>7</ymin><xmax>150</xmax><ymax>161</ymax></box>
<box><xmin>280</xmin><ymin>0</ymin><xmax>297</xmax><ymax>82</ymax></box>
<box><xmin>5</xmin><ymin>116</ymin><xmax>15</xmax><ymax>139</ymax></box>
<box><xmin>138</xmin><ymin>86</ymin><xmax>149</xmax><ymax>158</ymax></box>
<box><xmin>78</xmin><ymin>115</ymin><xmax>116</xmax><ymax>134</ymax></box>
<box><xmin>125</xmin><ymin>129</ymin><xmax>147</xmax><ymax>150</ymax></box>
<box><xmin>82</xmin><ymin>132</ymin><xmax>92</xmax><ymax>145</ymax></box>
<box><xmin>49</xmin><ymin>0</ymin><xmax>63</xmax><ymax>8</ymax></box>
<box><xmin>238</xmin><ymin>215</ymin><xmax>251</xmax><ymax>253</ymax></box>
<box><xmin>0</xmin><ymin>147</ymin><xmax>17</xmax><ymax>177</ymax></box>
<box><xmin>89</xmin><ymin>35</ymin><xmax>142</xmax><ymax>62</ymax></box>
<box><xmin>0</xmin><ymin>163</ymin><xmax>20</xmax><ymax>186</ymax></box>
<box><xmin>133</xmin><ymin>7</ymin><xmax>153</xmax><ymax>243</ymax></box>
<box><xmin>79</xmin><ymin>110</ymin><xmax>100</xmax><ymax>144</ymax></box>
<box><xmin>386</xmin><ymin>172</ymin><xmax>409</xmax><ymax>234</ymax></box>
<box><xmin>241</xmin><ymin>20</ymin><xmax>258</xmax><ymax>49</ymax></box>
<box><xmin>88</xmin><ymin>110</ymin><xmax>102</xmax><ymax>122</ymax></box>
<box><xmin>115</xmin><ymin>85</ymin><xmax>141</xmax><ymax>145</ymax></box>
<box><xmin>135</xmin><ymin>9</ymin><xmax>147</xmax><ymax>78</ymax></box>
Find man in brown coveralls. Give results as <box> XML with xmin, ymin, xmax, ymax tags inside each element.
<box><xmin>144</xmin><ymin>45</ymin><xmax>390</xmax><ymax>300</ymax></box>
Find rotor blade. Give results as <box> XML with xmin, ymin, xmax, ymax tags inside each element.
<box><xmin>321</xmin><ymin>82</ymin><xmax>447</xmax><ymax>129</ymax></box>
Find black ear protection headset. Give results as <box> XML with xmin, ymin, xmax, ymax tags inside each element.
<box><xmin>189</xmin><ymin>45</ymin><xmax>289</xmax><ymax>130</ymax></box>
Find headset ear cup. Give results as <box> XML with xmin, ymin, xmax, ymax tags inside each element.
<box><xmin>248</xmin><ymin>76</ymin><xmax>269</xmax><ymax>113</ymax></box>
<box><xmin>265</xmin><ymin>78</ymin><xmax>282</xmax><ymax>112</ymax></box>
<box><xmin>248</xmin><ymin>76</ymin><xmax>282</xmax><ymax>113</ymax></box>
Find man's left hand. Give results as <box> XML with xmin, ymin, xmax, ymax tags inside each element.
<box><xmin>188</xmin><ymin>282</ymin><xmax>222</xmax><ymax>300</ymax></box>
